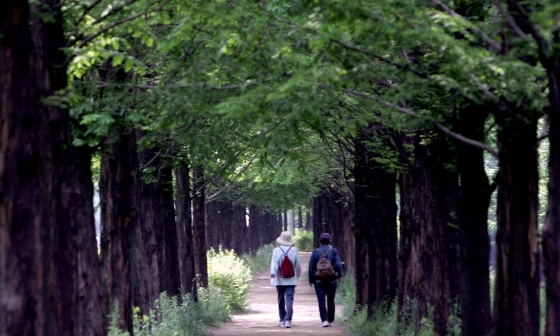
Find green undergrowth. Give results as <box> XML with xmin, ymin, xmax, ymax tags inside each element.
<box><xmin>109</xmin><ymin>245</ymin><xmax>265</xmax><ymax>336</ymax></box>
<box><xmin>208</xmin><ymin>246</ymin><xmax>252</xmax><ymax>312</ymax></box>
<box><xmin>108</xmin><ymin>288</ymin><xmax>230</xmax><ymax>336</ymax></box>
<box><xmin>294</xmin><ymin>228</ymin><xmax>314</xmax><ymax>251</ymax></box>
<box><xmin>242</xmin><ymin>243</ymin><xmax>275</xmax><ymax>274</ymax></box>
<box><xmin>337</xmin><ymin>270</ymin><xmax>465</xmax><ymax>336</ymax></box>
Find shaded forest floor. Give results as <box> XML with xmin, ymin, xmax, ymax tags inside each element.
<box><xmin>209</xmin><ymin>251</ymin><xmax>350</xmax><ymax>335</ymax></box>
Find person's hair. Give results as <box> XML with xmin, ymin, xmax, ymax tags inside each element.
<box><xmin>320</xmin><ymin>238</ymin><xmax>330</xmax><ymax>245</ymax></box>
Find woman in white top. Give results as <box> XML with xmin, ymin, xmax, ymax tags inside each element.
<box><xmin>270</xmin><ymin>231</ymin><xmax>302</xmax><ymax>328</ymax></box>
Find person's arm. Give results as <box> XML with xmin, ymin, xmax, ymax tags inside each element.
<box><xmin>333</xmin><ymin>249</ymin><xmax>344</xmax><ymax>278</ymax></box>
<box><xmin>270</xmin><ymin>248</ymin><xmax>278</xmax><ymax>279</ymax></box>
<box><xmin>308</xmin><ymin>250</ymin><xmax>317</xmax><ymax>284</ymax></box>
<box><xmin>293</xmin><ymin>248</ymin><xmax>302</xmax><ymax>278</ymax></box>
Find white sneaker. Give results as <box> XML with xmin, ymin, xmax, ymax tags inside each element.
<box><xmin>321</xmin><ymin>321</ymin><xmax>330</xmax><ymax>327</ymax></box>
<box><xmin>285</xmin><ymin>321</ymin><xmax>291</xmax><ymax>328</ymax></box>
<box><xmin>279</xmin><ymin>321</ymin><xmax>285</xmax><ymax>327</ymax></box>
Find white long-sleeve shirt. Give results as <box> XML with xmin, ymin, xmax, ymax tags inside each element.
<box><xmin>270</xmin><ymin>245</ymin><xmax>302</xmax><ymax>286</ymax></box>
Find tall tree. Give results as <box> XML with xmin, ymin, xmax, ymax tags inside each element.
<box><xmin>100</xmin><ymin>129</ymin><xmax>138</xmax><ymax>333</ymax></box>
<box><xmin>0</xmin><ymin>0</ymin><xmax>81</xmax><ymax>334</ymax></box>
<box><xmin>493</xmin><ymin>106</ymin><xmax>540</xmax><ymax>336</ymax></box>
<box><xmin>175</xmin><ymin>164</ymin><xmax>197</xmax><ymax>296</ymax></box>
<box><xmin>454</xmin><ymin>104</ymin><xmax>493</xmax><ymax>336</ymax></box>
<box><xmin>353</xmin><ymin>126</ymin><xmax>398</xmax><ymax>313</ymax></box>
<box><xmin>398</xmin><ymin>134</ymin><xmax>461</xmax><ymax>335</ymax></box>
<box><xmin>499</xmin><ymin>1</ymin><xmax>560</xmax><ymax>334</ymax></box>
<box><xmin>192</xmin><ymin>166</ymin><xmax>208</xmax><ymax>287</ymax></box>
<box><xmin>74</xmin><ymin>149</ymin><xmax>107</xmax><ymax>336</ymax></box>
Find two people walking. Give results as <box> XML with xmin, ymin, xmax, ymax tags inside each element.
<box><xmin>270</xmin><ymin>231</ymin><xmax>344</xmax><ymax>329</ymax></box>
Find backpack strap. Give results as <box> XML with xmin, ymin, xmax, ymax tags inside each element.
<box><xmin>280</xmin><ymin>246</ymin><xmax>292</xmax><ymax>255</ymax></box>
<box><xmin>321</xmin><ymin>247</ymin><xmax>332</xmax><ymax>258</ymax></box>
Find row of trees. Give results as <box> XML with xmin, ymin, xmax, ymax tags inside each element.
<box><xmin>2</xmin><ymin>0</ymin><xmax>560</xmax><ymax>335</ymax></box>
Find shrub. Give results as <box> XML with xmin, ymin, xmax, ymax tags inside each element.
<box><xmin>338</xmin><ymin>269</ymin><xmax>433</xmax><ymax>336</ymax></box>
<box><xmin>242</xmin><ymin>243</ymin><xmax>275</xmax><ymax>274</ymax></box>
<box><xmin>207</xmin><ymin>246</ymin><xmax>252</xmax><ymax>312</ymax></box>
<box><xmin>294</xmin><ymin>228</ymin><xmax>314</xmax><ymax>251</ymax></box>
<box><xmin>336</xmin><ymin>267</ymin><xmax>356</xmax><ymax>307</ymax></box>
<box><xmin>108</xmin><ymin>288</ymin><xmax>230</xmax><ymax>336</ymax></box>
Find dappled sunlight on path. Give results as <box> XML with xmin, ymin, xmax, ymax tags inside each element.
<box><xmin>210</xmin><ymin>252</ymin><xmax>349</xmax><ymax>335</ymax></box>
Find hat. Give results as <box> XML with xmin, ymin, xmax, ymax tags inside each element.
<box><xmin>319</xmin><ymin>233</ymin><xmax>331</xmax><ymax>241</ymax></box>
<box><xmin>276</xmin><ymin>231</ymin><xmax>296</xmax><ymax>245</ymax></box>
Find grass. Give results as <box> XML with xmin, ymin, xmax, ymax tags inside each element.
<box><xmin>108</xmin><ymin>289</ymin><xmax>231</xmax><ymax>336</ymax></box>
<box><xmin>294</xmin><ymin>228</ymin><xmax>314</xmax><ymax>251</ymax></box>
<box><xmin>242</xmin><ymin>243</ymin><xmax>275</xmax><ymax>274</ymax></box>
<box><xmin>208</xmin><ymin>246</ymin><xmax>252</xmax><ymax>312</ymax></box>
<box><xmin>336</xmin><ymin>269</ymin><xmax>460</xmax><ymax>336</ymax></box>
<box><xmin>108</xmin><ymin>245</ymin><xmax>269</xmax><ymax>336</ymax></box>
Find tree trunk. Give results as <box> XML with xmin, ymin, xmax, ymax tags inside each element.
<box><xmin>454</xmin><ymin>106</ymin><xmax>493</xmax><ymax>336</ymax></box>
<box><xmin>312</xmin><ymin>197</ymin><xmax>324</xmax><ymax>249</ymax></box>
<box><xmin>136</xmin><ymin>136</ymin><xmax>181</xmax><ymax>297</ymax></box>
<box><xmin>541</xmin><ymin>37</ymin><xmax>560</xmax><ymax>336</ymax></box>
<box><xmin>493</xmin><ymin>109</ymin><xmax>540</xmax><ymax>336</ymax></box>
<box><xmin>156</xmin><ymin>163</ymin><xmax>181</xmax><ymax>296</ymax></box>
<box><xmin>175</xmin><ymin>165</ymin><xmax>197</xmax><ymax>296</ymax></box>
<box><xmin>134</xmin><ymin>137</ymin><xmax>161</xmax><ymax>312</ymax></box>
<box><xmin>249</xmin><ymin>204</ymin><xmax>263</xmax><ymax>251</ymax></box>
<box><xmin>206</xmin><ymin>201</ymin><xmax>219</xmax><ymax>250</ymax></box>
<box><xmin>353</xmin><ymin>127</ymin><xmax>398</xmax><ymax>314</ymax></box>
<box><xmin>341</xmin><ymin>201</ymin><xmax>355</xmax><ymax>275</ymax></box>
<box><xmin>100</xmin><ymin>130</ymin><xmax>137</xmax><ymax>333</ymax></box>
<box><xmin>298</xmin><ymin>206</ymin><xmax>303</xmax><ymax>229</ymax></box>
<box><xmin>74</xmin><ymin>149</ymin><xmax>107</xmax><ymax>336</ymax></box>
<box><xmin>0</xmin><ymin>1</ymin><xmax>80</xmax><ymax>334</ymax></box>
<box><xmin>397</xmin><ymin>170</ymin><xmax>417</xmax><ymax>328</ymax></box>
<box><xmin>397</xmin><ymin>135</ymin><xmax>460</xmax><ymax>335</ymax></box>
<box><xmin>232</xmin><ymin>204</ymin><xmax>247</xmax><ymax>255</ymax></box>
<box><xmin>192</xmin><ymin>166</ymin><xmax>208</xmax><ymax>287</ymax></box>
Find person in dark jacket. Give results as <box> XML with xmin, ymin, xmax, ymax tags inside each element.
<box><xmin>308</xmin><ymin>232</ymin><xmax>344</xmax><ymax>327</ymax></box>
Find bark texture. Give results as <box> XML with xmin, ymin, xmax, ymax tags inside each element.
<box><xmin>175</xmin><ymin>165</ymin><xmax>197</xmax><ymax>295</ymax></box>
<box><xmin>493</xmin><ymin>109</ymin><xmax>540</xmax><ymax>336</ymax></box>
<box><xmin>353</xmin><ymin>127</ymin><xmax>398</xmax><ymax>314</ymax></box>
<box><xmin>100</xmin><ymin>131</ymin><xmax>138</xmax><ymax>333</ymax></box>
<box><xmin>455</xmin><ymin>106</ymin><xmax>493</xmax><ymax>336</ymax></box>
<box><xmin>397</xmin><ymin>136</ymin><xmax>460</xmax><ymax>335</ymax></box>
<box><xmin>0</xmin><ymin>1</ymin><xmax>80</xmax><ymax>334</ymax></box>
<box><xmin>74</xmin><ymin>149</ymin><xmax>107</xmax><ymax>336</ymax></box>
<box><xmin>192</xmin><ymin>166</ymin><xmax>208</xmax><ymax>287</ymax></box>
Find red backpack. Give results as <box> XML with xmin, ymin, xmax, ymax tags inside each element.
<box><xmin>279</xmin><ymin>246</ymin><xmax>295</xmax><ymax>278</ymax></box>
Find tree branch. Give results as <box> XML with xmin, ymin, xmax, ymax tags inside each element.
<box><xmin>207</xmin><ymin>153</ymin><xmax>257</xmax><ymax>201</ymax></box>
<box><xmin>74</xmin><ymin>0</ymin><xmax>104</xmax><ymax>27</ymax></box>
<box><xmin>330</xmin><ymin>38</ymin><xmax>427</xmax><ymax>78</ymax></box>
<box><xmin>491</xmin><ymin>0</ymin><xmax>528</xmax><ymax>39</ymax></box>
<box><xmin>342</xmin><ymin>88</ymin><xmax>499</xmax><ymax>157</ymax></box>
<box><xmin>469</xmin><ymin>74</ymin><xmax>499</xmax><ymax>102</ymax></box>
<box><xmin>505</xmin><ymin>0</ymin><xmax>550</xmax><ymax>61</ymax></box>
<box><xmin>89</xmin><ymin>0</ymin><xmax>140</xmax><ymax>28</ymax></box>
<box><xmin>431</xmin><ymin>0</ymin><xmax>502</xmax><ymax>52</ymax></box>
<box><xmin>73</xmin><ymin>0</ymin><xmax>169</xmax><ymax>49</ymax></box>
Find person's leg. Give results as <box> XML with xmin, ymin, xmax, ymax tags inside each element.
<box><xmin>276</xmin><ymin>286</ymin><xmax>287</xmax><ymax>323</ymax></box>
<box><xmin>284</xmin><ymin>286</ymin><xmax>295</xmax><ymax>321</ymax></box>
<box><xmin>313</xmin><ymin>281</ymin><xmax>328</xmax><ymax>322</ymax></box>
<box><xmin>326</xmin><ymin>281</ymin><xmax>338</xmax><ymax>323</ymax></box>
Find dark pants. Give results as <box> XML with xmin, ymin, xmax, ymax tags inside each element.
<box><xmin>313</xmin><ymin>280</ymin><xmax>337</xmax><ymax>322</ymax></box>
<box><xmin>276</xmin><ymin>285</ymin><xmax>295</xmax><ymax>322</ymax></box>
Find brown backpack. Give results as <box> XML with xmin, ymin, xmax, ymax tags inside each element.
<box><xmin>315</xmin><ymin>247</ymin><xmax>334</xmax><ymax>278</ymax></box>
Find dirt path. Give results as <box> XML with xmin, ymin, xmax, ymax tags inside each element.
<box><xmin>210</xmin><ymin>252</ymin><xmax>350</xmax><ymax>335</ymax></box>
